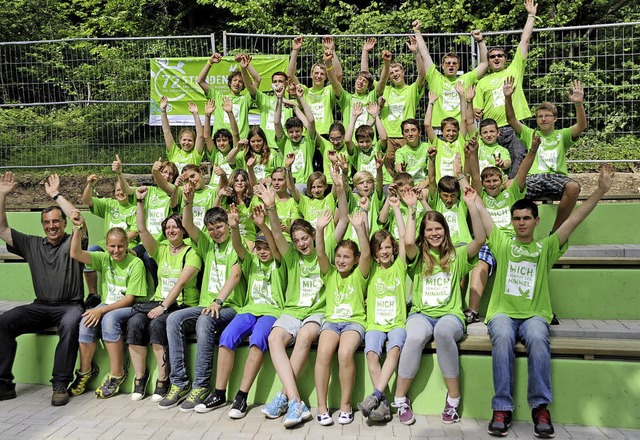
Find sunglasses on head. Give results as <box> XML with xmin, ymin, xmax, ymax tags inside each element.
<box><xmin>489</xmin><ymin>53</ymin><xmax>505</xmax><ymax>59</ymax></box>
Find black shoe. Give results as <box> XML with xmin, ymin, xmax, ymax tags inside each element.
<box><xmin>488</xmin><ymin>410</ymin><xmax>512</xmax><ymax>437</ymax></box>
<box><xmin>0</xmin><ymin>381</ymin><xmax>17</xmax><ymax>401</ymax></box>
<box><xmin>228</xmin><ymin>394</ymin><xmax>248</xmax><ymax>419</ymax></box>
<box><xmin>194</xmin><ymin>391</ymin><xmax>226</xmax><ymax>414</ymax></box>
<box><xmin>533</xmin><ymin>406</ymin><xmax>555</xmax><ymax>438</ymax></box>
<box><xmin>51</xmin><ymin>386</ymin><xmax>69</xmax><ymax>406</ymax></box>
<box><xmin>464</xmin><ymin>309</ymin><xmax>480</xmax><ymax>324</ymax></box>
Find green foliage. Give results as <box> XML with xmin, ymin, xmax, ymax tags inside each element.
<box><xmin>568</xmin><ymin>135</ymin><xmax>640</xmax><ymax>173</ymax></box>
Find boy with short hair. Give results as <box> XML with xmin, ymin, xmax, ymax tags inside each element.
<box><xmin>394</xmin><ymin>118</ymin><xmax>429</xmax><ymax>183</ymax></box>
<box><xmin>476</xmin><ymin>119</ymin><xmax>512</xmax><ymax>173</ymax></box>
<box><xmin>476</xmin><ymin>165</ymin><xmax>614</xmax><ymax>438</ymax></box>
<box><xmin>504</xmin><ymin>77</ymin><xmax>586</xmax><ymax>233</ymax></box>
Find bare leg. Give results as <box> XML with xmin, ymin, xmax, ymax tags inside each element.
<box><xmin>128</xmin><ymin>345</ymin><xmax>147</xmax><ymax>379</ymax></box>
<box><xmin>337</xmin><ymin>331</ymin><xmax>362</xmax><ymax>413</ymax></box>
<box><xmin>395</xmin><ymin>376</ymin><xmax>413</xmax><ymax>398</ymax></box>
<box><xmin>215</xmin><ymin>346</ymin><xmax>235</xmax><ymax>391</ymax></box>
<box><xmin>444</xmin><ymin>376</ymin><xmax>460</xmax><ymax>399</ymax></box>
<box><xmin>268</xmin><ymin>327</ymin><xmax>298</xmax><ymax>399</ymax></box>
<box><xmin>366</xmin><ymin>351</ymin><xmax>382</xmax><ymax>387</ymax></box>
<box><xmin>552</xmin><ymin>181</ymin><xmax>581</xmax><ymax>231</ymax></box>
<box><xmin>238</xmin><ymin>346</ymin><xmax>265</xmax><ymax>393</ymax></box>
<box><xmin>84</xmin><ymin>271</ymin><xmax>98</xmax><ymax>295</ymax></box>
<box><xmin>78</xmin><ymin>342</ymin><xmax>97</xmax><ymax>372</ymax></box>
<box><xmin>314</xmin><ymin>330</ymin><xmax>339</xmax><ymax>414</ymax></box>
<box><xmin>469</xmin><ymin>260</ymin><xmax>490</xmax><ymax>312</ymax></box>
<box><xmin>104</xmin><ymin>339</ymin><xmax>125</xmax><ymax>377</ymax></box>
<box><xmin>152</xmin><ymin>344</ymin><xmax>169</xmax><ymax>381</ymax></box>
<box><xmin>375</xmin><ymin>346</ymin><xmax>401</xmax><ymax>392</ymax></box>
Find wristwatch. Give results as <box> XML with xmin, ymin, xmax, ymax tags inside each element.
<box><xmin>213</xmin><ymin>298</ymin><xmax>223</xmax><ymax>306</ymax></box>
<box><xmin>160</xmin><ymin>304</ymin><xmax>169</xmax><ymax>313</ymax></box>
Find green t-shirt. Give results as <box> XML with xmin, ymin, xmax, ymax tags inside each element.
<box><xmin>234</xmin><ymin>148</ymin><xmax>283</xmax><ymax>182</ymax></box>
<box><xmin>432</xmin><ymin>137</ymin><xmax>466</xmax><ymax>183</ymax></box>
<box><xmin>337</xmin><ymin>90</ymin><xmax>377</xmax><ymax>139</ymax></box>
<box><xmin>240</xmin><ymin>253</ymin><xmax>285</xmax><ymax>318</ymax></box>
<box><xmin>152</xmin><ymin>243</ymin><xmax>202</xmax><ymax>306</ymax></box>
<box><xmin>428</xmin><ymin>195</ymin><xmax>472</xmax><ymax>246</ymax></box>
<box><xmin>381</xmin><ymin>81</ymin><xmax>425</xmax><ymax>138</ymax></box>
<box><xmin>478</xmin><ymin>140</ymin><xmax>511</xmax><ymax>173</ymax></box>
<box><xmin>89</xmin><ymin>252</ymin><xmax>147</xmax><ymax>304</ymax></box>
<box><xmin>219</xmin><ymin>197</ymin><xmax>260</xmax><ymax>243</ymax></box>
<box><xmin>395</xmin><ymin>142</ymin><xmax>429</xmax><ymax>182</ymax></box>
<box><xmin>351</xmin><ymin>142</ymin><xmax>392</xmax><ymax>185</ymax></box>
<box><xmin>263</xmin><ymin>198</ymin><xmax>301</xmax><ymax>242</ymax></box>
<box><xmin>485</xmin><ymin>229</ymin><xmax>567</xmax><ymax>323</ymax></box>
<box><xmin>195</xmin><ymin>230</ymin><xmax>244</xmax><ymax>311</ymax></box>
<box><xmin>185</xmin><ymin>186</ymin><xmax>217</xmax><ymax>231</ymax></box>
<box><xmin>384</xmin><ymin>201</ymin><xmax>425</xmax><ymax>240</ymax></box>
<box><xmin>90</xmin><ymin>197</ymin><xmax>138</xmax><ymax>249</ymax></box>
<box><xmin>318</xmin><ymin>137</ymin><xmax>351</xmax><ymax>184</ymax></box>
<box><xmin>408</xmin><ymin>246</ymin><xmax>476</xmax><ymax>323</ymax></box>
<box><xmin>205</xmin><ymin>88</ymin><xmax>252</xmax><ymax>139</ymax></box>
<box><xmin>481</xmin><ymin>181</ymin><xmax>526</xmax><ymax>235</ymax></box>
<box><xmin>276</xmin><ymin>134</ymin><xmax>316</xmax><ymax>184</ymax></box>
<box><xmin>473</xmin><ymin>48</ymin><xmax>532</xmax><ymax>127</ymax></box>
<box><xmin>426</xmin><ymin>64</ymin><xmax>478</xmax><ymax>127</ymax></box>
<box><xmin>167</xmin><ymin>144</ymin><xmax>204</xmax><ymax>174</ymax></box>
<box><xmin>209</xmin><ymin>149</ymin><xmax>234</xmax><ymax>187</ymax></box>
<box><xmin>281</xmin><ymin>246</ymin><xmax>328</xmax><ymax>320</ymax></box>
<box><xmin>323</xmin><ymin>266</ymin><xmax>368</xmax><ymax>327</ymax></box>
<box><xmin>254</xmin><ymin>90</ymin><xmax>293</xmax><ymax>147</ymax></box>
<box><xmin>344</xmin><ymin>190</ymin><xmax>383</xmax><ymax>240</ymax></box>
<box><xmin>303</xmin><ymin>84</ymin><xmax>336</xmax><ymax>134</ymax></box>
<box><xmin>519</xmin><ymin>125</ymin><xmax>574</xmax><ymax>176</ymax></box>
<box><xmin>366</xmin><ymin>258</ymin><xmax>407</xmax><ymax>332</ymax></box>
<box><xmin>142</xmin><ymin>186</ymin><xmax>174</xmax><ymax>241</ymax></box>
<box><xmin>298</xmin><ymin>193</ymin><xmax>335</xmax><ymax>230</ymax></box>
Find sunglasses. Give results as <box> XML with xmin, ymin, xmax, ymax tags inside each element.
<box><xmin>489</xmin><ymin>53</ymin><xmax>505</xmax><ymax>59</ymax></box>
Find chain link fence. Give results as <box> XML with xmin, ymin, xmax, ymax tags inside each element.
<box><xmin>1</xmin><ymin>24</ymin><xmax>639</xmax><ymax>170</ymax></box>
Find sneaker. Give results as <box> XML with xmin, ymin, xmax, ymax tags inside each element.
<box><xmin>180</xmin><ymin>387</ymin><xmax>209</xmax><ymax>412</ymax></box>
<box><xmin>316</xmin><ymin>412</ymin><xmax>334</xmax><ymax>426</ymax></box>
<box><xmin>0</xmin><ymin>381</ymin><xmax>17</xmax><ymax>401</ymax></box>
<box><xmin>194</xmin><ymin>392</ymin><xmax>226</xmax><ymax>414</ymax></box>
<box><xmin>157</xmin><ymin>384</ymin><xmax>190</xmax><ymax>410</ymax></box>
<box><xmin>68</xmin><ymin>363</ymin><xmax>99</xmax><ymax>396</ymax></box>
<box><xmin>357</xmin><ymin>393</ymin><xmax>380</xmax><ymax>417</ymax></box>
<box><xmin>228</xmin><ymin>394</ymin><xmax>248</xmax><ymax>419</ymax></box>
<box><xmin>464</xmin><ymin>309</ymin><xmax>480</xmax><ymax>324</ymax></box>
<box><xmin>488</xmin><ymin>410</ymin><xmax>513</xmax><ymax>437</ymax></box>
<box><xmin>532</xmin><ymin>406</ymin><xmax>555</xmax><ymax>438</ymax></box>
<box><xmin>261</xmin><ymin>392</ymin><xmax>288</xmax><ymax>419</ymax></box>
<box><xmin>369</xmin><ymin>399</ymin><xmax>392</xmax><ymax>422</ymax></box>
<box><xmin>337</xmin><ymin>410</ymin><xmax>354</xmax><ymax>425</ymax></box>
<box><xmin>282</xmin><ymin>399</ymin><xmax>312</xmax><ymax>428</ymax></box>
<box><xmin>51</xmin><ymin>386</ymin><xmax>69</xmax><ymax>406</ymax></box>
<box><xmin>392</xmin><ymin>397</ymin><xmax>415</xmax><ymax>426</ymax></box>
<box><xmin>151</xmin><ymin>379</ymin><xmax>169</xmax><ymax>402</ymax></box>
<box><xmin>95</xmin><ymin>373</ymin><xmax>126</xmax><ymax>399</ymax></box>
<box><xmin>130</xmin><ymin>371</ymin><xmax>150</xmax><ymax>401</ymax></box>
<box><xmin>441</xmin><ymin>397</ymin><xmax>460</xmax><ymax>424</ymax></box>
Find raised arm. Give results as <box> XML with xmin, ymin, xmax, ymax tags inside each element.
<box><xmin>376</xmin><ymin>50</ymin><xmax>392</xmax><ymax>97</ymax></box>
<box><xmin>360</xmin><ymin>37</ymin><xmax>376</xmax><ymax>72</ymax></box>
<box><xmin>512</xmin><ymin>133</ymin><xmax>539</xmax><ymax>190</ymax></box>
<box><xmin>284</xmin><ymin>154</ymin><xmax>301</xmax><ymax>202</ymax></box>
<box><xmin>152</xmin><ymin>157</ymin><xmax>177</xmax><ymax>197</ymax></box>
<box><xmin>567</xmin><ymin>80</ymin><xmax>587</xmax><ymax>138</ymax></box>
<box><xmin>324</xmin><ymin>49</ymin><xmax>344</xmax><ymax>98</ymax></box>
<box><xmin>412</xmin><ymin>20</ymin><xmax>434</xmax><ymax>74</ymax></box>
<box><xmin>519</xmin><ymin>0</ymin><xmax>538</xmax><ymax>57</ymax></box>
<box><xmin>135</xmin><ymin>186</ymin><xmax>157</xmax><ymax>255</ymax></box>
<box><xmin>252</xmin><ymin>204</ymin><xmax>281</xmax><ymax>262</ymax></box>
<box><xmin>188</xmin><ymin>101</ymin><xmax>205</xmax><ymax>155</ymax></box>
<box><xmin>160</xmin><ymin>96</ymin><xmax>176</xmax><ymax>152</ymax></box>
<box><xmin>345</xmin><ymin>102</ymin><xmax>364</xmax><ymax>154</ymax></box>
<box><xmin>427</xmin><ymin>146</ymin><xmax>438</xmax><ymax>197</ymax></box>
<box><xmin>82</xmin><ymin>174</ymin><xmax>97</xmax><ymax>207</ymax></box>
<box><xmin>504</xmin><ymin>76</ymin><xmax>523</xmax><ymax>135</ymax></box>
<box><xmin>465</xmin><ymin>135</ymin><xmax>483</xmax><ymax>193</ymax></box>
<box><xmin>463</xmin><ymin>186</ymin><xmax>486</xmax><ymax>257</ymax></box>
<box><xmin>330</xmin><ymin>165</ymin><xmax>350</xmax><ymax>242</ymax></box>
<box><xmin>454</xmin><ymin>81</ymin><xmax>469</xmax><ymax>138</ymax></box>
<box><xmin>407</xmin><ymin>33</ymin><xmax>426</xmax><ymax>90</ymax></box>
<box><xmin>294</xmin><ymin>83</ymin><xmax>316</xmax><ymax>140</ymax></box>
<box><xmin>197</xmin><ymin>53</ymin><xmax>221</xmax><ymax>96</ymax></box>
<box><xmin>402</xmin><ymin>186</ymin><xmax>420</xmax><ymax>260</ymax></box>
<box><xmin>227</xmin><ymin>204</ymin><xmax>246</xmax><ymax>261</ymax></box>
<box><xmin>0</xmin><ymin>172</ymin><xmax>16</xmax><ymax>246</ymax></box>
<box><xmin>204</xmin><ymin>99</ymin><xmax>216</xmax><ymax>155</ymax></box>
<box><xmin>424</xmin><ymin>91</ymin><xmax>438</xmax><ymax>142</ymax></box>
<box><xmin>112</xmin><ymin>154</ymin><xmax>134</xmax><ymax>196</ymax></box>
<box><xmin>287</xmin><ymin>37</ymin><xmax>303</xmax><ymax>83</ymax></box>
<box><xmin>253</xmin><ymin>182</ymin><xmax>289</xmax><ymax>257</ymax></box>
<box><xmin>322</xmin><ymin>36</ymin><xmax>343</xmax><ymax>83</ymax></box>
<box><xmin>237</xmin><ymin>53</ymin><xmax>259</xmax><ymax>99</ymax></box>
<box><xmin>223</xmin><ymin>97</ymin><xmax>240</xmax><ymax>150</ymax></box>
<box><xmin>471</xmin><ymin>30</ymin><xmax>489</xmax><ymax>78</ymax></box>
<box><xmin>273</xmin><ymin>83</ymin><xmax>285</xmax><ymax>142</ymax></box>
<box><xmin>69</xmin><ymin>210</ymin><xmax>92</xmax><ymax>265</ymax></box>
<box><xmin>315</xmin><ymin>210</ymin><xmax>332</xmax><ymax>275</ymax></box>
<box><xmin>556</xmin><ymin>165</ymin><xmax>614</xmax><ymax>246</ymax></box>
<box><xmin>389</xmin><ymin>195</ymin><xmax>406</xmax><ymax>264</ymax></box>
<box><xmin>350</xmin><ymin>210</ymin><xmax>371</xmax><ymax>277</ymax></box>
<box><xmin>44</xmin><ymin>174</ymin><xmax>78</xmax><ymax>219</ymax></box>
<box><xmin>180</xmin><ymin>183</ymin><xmax>200</xmax><ymax>244</ymax></box>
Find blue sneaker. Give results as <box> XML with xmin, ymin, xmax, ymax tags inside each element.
<box><xmin>282</xmin><ymin>399</ymin><xmax>312</xmax><ymax>428</ymax></box>
<box><xmin>261</xmin><ymin>392</ymin><xmax>288</xmax><ymax>419</ymax></box>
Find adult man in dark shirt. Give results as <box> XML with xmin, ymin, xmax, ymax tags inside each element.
<box><xmin>0</xmin><ymin>172</ymin><xmax>87</xmax><ymax>406</ymax></box>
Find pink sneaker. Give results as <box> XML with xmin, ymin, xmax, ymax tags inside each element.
<box><xmin>392</xmin><ymin>397</ymin><xmax>415</xmax><ymax>425</ymax></box>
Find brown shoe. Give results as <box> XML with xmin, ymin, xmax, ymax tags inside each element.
<box><xmin>52</xmin><ymin>386</ymin><xmax>69</xmax><ymax>406</ymax></box>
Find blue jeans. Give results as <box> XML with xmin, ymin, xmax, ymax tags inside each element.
<box><xmin>166</xmin><ymin>306</ymin><xmax>236</xmax><ymax>388</ymax></box>
<box><xmin>487</xmin><ymin>313</ymin><xmax>552</xmax><ymax>411</ymax></box>
<box><xmin>78</xmin><ymin>305</ymin><xmax>132</xmax><ymax>343</ymax></box>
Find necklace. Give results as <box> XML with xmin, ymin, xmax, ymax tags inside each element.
<box><xmin>170</xmin><ymin>243</ymin><xmax>185</xmax><ymax>253</ymax></box>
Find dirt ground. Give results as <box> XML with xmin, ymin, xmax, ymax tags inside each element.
<box><xmin>4</xmin><ymin>172</ymin><xmax>640</xmax><ymax>209</ymax></box>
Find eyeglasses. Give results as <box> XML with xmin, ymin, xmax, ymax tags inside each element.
<box><xmin>489</xmin><ymin>54</ymin><xmax>505</xmax><ymax>59</ymax></box>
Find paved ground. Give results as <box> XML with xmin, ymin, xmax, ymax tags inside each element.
<box><xmin>1</xmin><ymin>384</ymin><xmax>640</xmax><ymax>440</ymax></box>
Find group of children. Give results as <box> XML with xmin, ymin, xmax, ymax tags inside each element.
<box><xmin>62</xmin><ymin>3</ymin><xmax>616</xmax><ymax>438</ymax></box>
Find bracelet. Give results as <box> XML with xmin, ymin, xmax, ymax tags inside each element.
<box><xmin>207</xmin><ymin>60</ymin><xmax>213</xmax><ymax>66</ymax></box>
<box><xmin>52</xmin><ymin>193</ymin><xmax>61</xmax><ymax>200</ymax></box>
<box><xmin>325</xmin><ymin>65</ymin><xmax>333</xmax><ymax>71</ymax></box>
<box><xmin>184</xmin><ymin>202</ymin><xmax>192</xmax><ymax>206</ymax></box>
<box><xmin>137</xmin><ymin>199</ymin><xmax>145</xmax><ymax>203</ymax></box>
<box><xmin>265</xmin><ymin>205</ymin><xmax>276</xmax><ymax>211</ymax></box>
<box><xmin>457</xmin><ymin>174</ymin><xmax>466</xmax><ymax>181</ymax></box>
<box><xmin>74</xmin><ymin>224</ymin><xmax>84</xmax><ymax>231</ymax></box>
<box><xmin>528</xmin><ymin>14</ymin><xmax>536</xmax><ymax>17</ymax></box>
<box><xmin>160</xmin><ymin>304</ymin><xmax>168</xmax><ymax>313</ymax></box>
<box><xmin>575</xmin><ymin>103</ymin><xmax>584</xmax><ymax>106</ymax></box>
<box><xmin>160</xmin><ymin>109</ymin><xmax>166</xmax><ymax>113</ymax></box>
<box><xmin>230</xmin><ymin>226</ymin><xmax>239</xmax><ymax>230</ymax></box>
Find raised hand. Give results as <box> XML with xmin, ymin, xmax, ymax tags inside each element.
<box><xmin>531</xmin><ymin>132</ymin><xmax>541</xmax><ymax>153</ymax></box>
<box><xmin>406</xmin><ymin>35</ymin><xmax>418</xmax><ymax>53</ymax></box>
<box><xmin>222</xmin><ymin>97</ymin><xmax>233</xmax><ymax>114</ymax></box>
<box><xmin>251</xmin><ymin>204</ymin><xmax>266</xmax><ymax>227</ymax></box>
<box><xmin>136</xmin><ymin>186</ymin><xmax>148</xmax><ymax>201</ymax></box>
<box><xmin>322</xmin><ymin>36</ymin><xmax>335</xmax><ymax>51</ymax></box>
<box><xmin>316</xmin><ymin>210</ymin><xmax>332</xmax><ymax>230</ymax></box>
<box><xmin>0</xmin><ymin>172</ymin><xmax>17</xmax><ymax>196</ymax></box>
<box><xmin>462</xmin><ymin>186</ymin><xmax>478</xmax><ymax>204</ymax></box>
<box><xmin>465</xmin><ymin>85</ymin><xmax>476</xmax><ymax>102</ymax></box>
<box><xmin>598</xmin><ymin>164</ymin><xmax>615</xmax><ymax>193</ymax></box>
<box><xmin>358</xmin><ymin>196</ymin><xmax>370</xmax><ymax>212</ymax></box>
<box><xmin>44</xmin><ymin>174</ymin><xmax>61</xmax><ymax>197</ymax></box>
<box><xmin>348</xmin><ymin>209</ymin><xmax>367</xmax><ymax>230</ymax></box>
<box><xmin>323</xmin><ymin>49</ymin><xmax>333</xmax><ymax>64</ymax></box>
<box><xmin>367</xmin><ymin>101</ymin><xmax>379</xmax><ymax>117</ymax></box>
<box><xmin>375</xmin><ymin>152</ymin><xmax>385</xmax><ymax>170</ymax></box>
<box><xmin>567</xmin><ymin>80</ymin><xmax>584</xmax><ymax>104</ymax></box>
<box><xmin>152</xmin><ymin>157</ymin><xmax>164</xmax><ymax>172</ymax></box>
<box><xmin>428</xmin><ymin>91</ymin><xmax>439</xmax><ymax>104</ymax></box>
<box><xmin>285</xmin><ymin>153</ymin><xmax>295</xmax><ymax>168</ymax></box>
<box><xmin>471</xmin><ymin>30</ymin><xmax>484</xmax><ymax>42</ymax></box>
<box><xmin>213</xmin><ymin>166</ymin><xmax>227</xmax><ymax>178</ymax></box>
<box><xmin>227</xmin><ymin>204</ymin><xmax>239</xmax><ymax>228</ymax></box>
<box><xmin>246</xmin><ymin>156</ymin><xmax>256</xmax><ymax>169</ymax></box>
<box><xmin>187</xmin><ymin>102</ymin><xmax>198</xmax><ymax>114</ymax></box>
<box><xmin>237</xmin><ymin>138</ymin><xmax>249</xmax><ymax>152</ymax></box>
<box><xmin>525</xmin><ymin>0</ymin><xmax>538</xmax><ymax>16</ymax></box>
<box><xmin>112</xmin><ymin>154</ymin><xmax>123</xmax><ymax>174</ymax></box>
<box><xmin>388</xmin><ymin>194</ymin><xmax>400</xmax><ymax>209</ymax></box>
<box><xmin>412</xmin><ymin>20</ymin><xmax>422</xmax><ymax>32</ymax></box>
<box><xmin>86</xmin><ymin>174</ymin><xmax>98</xmax><ymax>186</ymax></box>
<box><xmin>182</xmin><ymin>182</ymin><xmax>194</xmax><ymax>204</ymax></box>
<box><xmin>351</xmin><ymin>101</ymin><xmax>364</xmax><ymax>118</ymax></box>
<box><xmin>381</xmin><ymin>50</ymin><xmax>392</xmax><ymax>63</ymax></box>
<box><xmin>363</xmin><ymin>37</ymin><xmax>377</xmax><ymax>52</ymax></box>
<box><xmin>503</xmin><ymin>76</ymin><xmax>516</xmax><ymax>98</ymax></box>
<box><xmin>454</xmin><ymin>81</ymin><xmax>465</xmax><ymax>96</ymax></box>
<box><xmin>205</xmin><ymin>99</ymin><xmax>215</xmax><ymax>115</ymax></box>
<box><xmin>69</xmin><ymin>209</ymin><xmax>84</xmax><ymax>227</ymax></box>
<box><xmin>400</xmin><ymin>186</ymin><xmax>418</xmax><ymax>207</ymax></box>
<box><xmin>160</xmin><ymin>96</ymin><xmax>168</xmax><ymax>110</ymax></box>
<box><xmin>427</xmin><ymin>146</ymin><xmax>437</xmax><ymax>158</ymax></box>
<box><xmin>465</xmin><ymin>135</ymin><xmax>478</xmax><ymax>155</ymax></box>
<box><xmin>292</xmin><ymin>36</ymin><xmax>304</xmax><ymax>51</ymax></box>
<box><xmin>209</xmin><ymin>53</ymin><xmax>222</xmax><ymax>64</ymax></box>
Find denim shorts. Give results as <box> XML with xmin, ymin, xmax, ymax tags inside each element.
<box><xmin>364</xmin><ymin>328</ymin><xmax>407</xmax><ymax>357</ymax></box>
<box><xmin>272</xmin><ymin>313</ymin><xmax>323</xmax><ymax>345</ymax></box>
<box><xmin>321</xmin><ymin>321</ymin><xmax>365</xmax><ymax>341</ymax></box>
